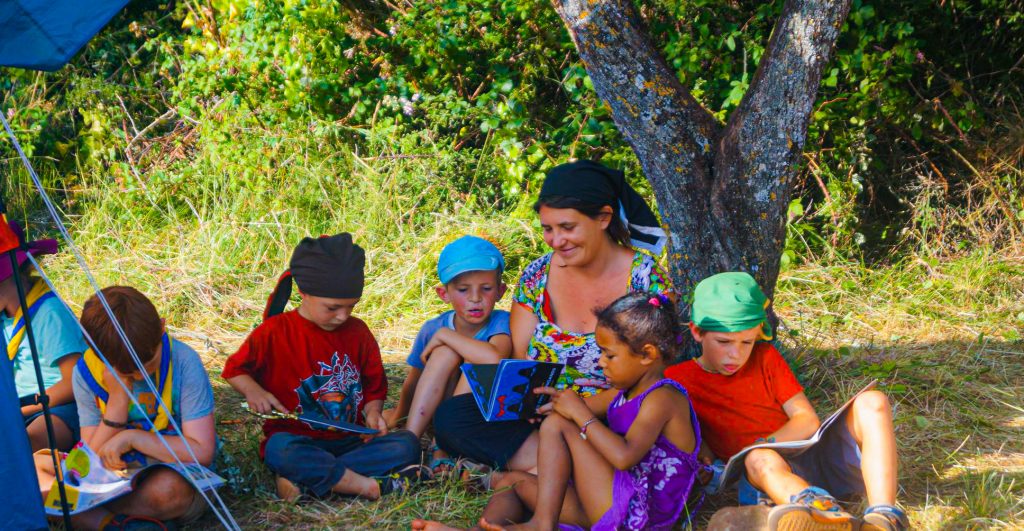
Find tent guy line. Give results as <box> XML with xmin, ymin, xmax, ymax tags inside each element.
<box><xmin>3</xmin><ymin>110</ymin><xmax>240</xmax><ymax>531</ymax></box>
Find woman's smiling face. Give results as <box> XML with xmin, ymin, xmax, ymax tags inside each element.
<box><xmin>538</xmin><ymin>205</ymin><xmax>613</xmax><ymax>267</ymax></box>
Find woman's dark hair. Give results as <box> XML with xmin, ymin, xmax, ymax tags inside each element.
<box><xmin>596</xmin><ymin>292</ymin><xmax>688</xmax><ymax>365</ymax></box>
<box><xmin>534</xmin><ymin>195</ymin><xmax>631</xmax><ymax>248</ymax></box>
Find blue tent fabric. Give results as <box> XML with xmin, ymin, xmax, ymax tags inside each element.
<box><xmin>1</xmin><ymin>3</ymin><xmax>130</xmax><ymax>528</ymax></box>
<box><xmin>0</xmin><ymin>343</ymin><xmax>47</xmax><ymax>531</ymax></box>
<box><xmin>0</xmin><ymin>0</ymin><xmax>131</xmax><ymax>71</ymax></box>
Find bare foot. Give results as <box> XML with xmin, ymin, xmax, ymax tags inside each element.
<box><xmin>478</xmin><ymin>518</ymin><xmax>507</xmax><ymax>531</ymax></box>
<box><xmin>410</xmin><ymin>519</ymin><xmax>464</xmax><ymax>531</ymax></box>
<box><xmin>276</xmin><ymin>475</ymin><xmax>301</xmax><ymax>502</ymax></box>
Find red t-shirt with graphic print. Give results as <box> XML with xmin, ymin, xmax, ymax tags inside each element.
<box><xmin>665</xmin><ymin>342</ymin><xmax>803</xmax><ymax>459</ymax></box>
<box><xmin>222</xmin><ymin>310</ymin><xmax>386</xmax><ymax>456</ymax></box>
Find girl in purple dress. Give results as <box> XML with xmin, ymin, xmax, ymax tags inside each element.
<box><xmin>412</xmin><ymin>292</ymin><xmax>701</xmax><ymax>531</ymax></box>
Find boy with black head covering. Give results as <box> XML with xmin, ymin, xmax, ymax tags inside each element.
<box><xmin>222</xmin><ymin>233</ymin><xmax>425</xmax><ymax>501</ymax></box>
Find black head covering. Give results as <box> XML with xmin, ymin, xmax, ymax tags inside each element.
<box><xmin>539</xmin><ymin>160</ymin><xmax>668</xmax><ymax>255</ymax></box>
<box><xmin>263</xmin><ymin>233</ymin><xmax>365</xmax><ymax>319</ymax></box>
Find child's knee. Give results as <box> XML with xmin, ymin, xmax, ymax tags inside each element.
<box><xmin>745</xmin><ymin>448</ymin><xmax>783</xmax><ymax>477</ymax></box>
<box><xmin>382</xmin><ymin>429</ymin><xmax>422</xmax><ymax>463</ymax></box>
<box><xmin>264</xmin><ymin>433</ymin><xmax>302</xmax><ymax>472</ymax></box>
<box><xmin>134</xmin><ymin>469</ymin><xmax>196</xmax><ymax>516</ymax></box>
<box><xmin>853</xmin><ymin>390</ymin><xmax>891</xmax><ymax>416</ymax></box>
<box><xmin>540</xmin><ymin>413</ymin><xmax>573</xmax><ymax>435</ymax></box>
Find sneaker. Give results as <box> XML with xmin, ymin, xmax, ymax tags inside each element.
<box><xmin>375</xmin><ymin>464</ymin><xmax>431</xmax><ymax>496</ymax></box>
<box><xmin>768</xmin><ymin>487</ymin><xmax>859</xmax><ymax>531</ymax></box>
<box><xmin>861</xmin><ymin>505</ymin><xmax>909</xmax><ymax>531</ymax></box>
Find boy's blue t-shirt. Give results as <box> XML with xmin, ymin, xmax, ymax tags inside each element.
<box><xmin>405</xmin><ymin>310</ymin><xmax>511</xmax><ymax>370</ymax></box>
<box><xmin>72</xmin><ymin>338</ymin><xmax>215</xmax><ymax>429</ymax></box>
<box><xmin>1</xmin><ymin>295</ymin><xmax>88</xmax><ymax>398</ymax></box>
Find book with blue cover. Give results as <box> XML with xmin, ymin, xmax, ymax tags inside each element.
<box><xmin>461</xmin><ymin>359</ymin><xmax>564</xmax><ymax>421</ymax></box>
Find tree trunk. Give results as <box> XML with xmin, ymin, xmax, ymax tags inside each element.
<box><xmin>553</xmin><ymin>0</ymin><xmax>852</xmax><ymax>307</ymax></box>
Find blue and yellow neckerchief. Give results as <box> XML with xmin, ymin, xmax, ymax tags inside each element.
<box><xmin>77</xmin><ymin>333</ymin><xmax>175</xmax><ymax>433</ymax></box>
<box><xmin>6</xmin><ymin>279</ymin><xmax>56</xmax><ymax>360</ymax></box>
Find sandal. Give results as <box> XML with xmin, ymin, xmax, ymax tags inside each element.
<box><xmin>453</xmin><ymin>458</ymin><xmax>494</xmax><ymax>491</ymax></box>
<box><xmin>429</xmin><ymin>444</ymin><xmax>458</xmax><ymax>477</ymax></box>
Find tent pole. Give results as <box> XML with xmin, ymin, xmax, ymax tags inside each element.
<box><xmin>2</xmin><ymin>204</ymin><xmax>74</xmax><ymax>529</ymax></box>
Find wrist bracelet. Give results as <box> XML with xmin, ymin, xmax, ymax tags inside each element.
<box><xmin>102</xmin><ymin>417</ymin><xmax>127</xmax><ymax>429</ymax></box>
<box><xmin>579</xmin><ymin>417</ymin><xmax>599</xmax><ymax>440</ymax></box>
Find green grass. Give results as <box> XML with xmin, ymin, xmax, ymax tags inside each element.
<box><xmin>11</xmin><ymin>123</ymin><xmax>1022</xmax><ymax>529</ymax></box>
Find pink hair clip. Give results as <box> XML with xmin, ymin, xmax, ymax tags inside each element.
<box><xmin>648</xmin><ymin>296</ymin><xmax>661</xmax><ymax>307</ymax></box>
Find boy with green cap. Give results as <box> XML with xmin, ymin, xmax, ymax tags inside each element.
<box><xmin>666</xmin><ymin>272</ymin><xmax>907</xmax><ymax>531</ymax></box>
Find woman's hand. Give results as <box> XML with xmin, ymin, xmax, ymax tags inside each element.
<box><xmin>533</xmin><ymin>386</ymin><xmax>591</xmax><ymax>424</ymax></box>
<box><xmin>97</xmin><ymin>430</ymin><xmax>137</xmax><ymax>471</ymax></box>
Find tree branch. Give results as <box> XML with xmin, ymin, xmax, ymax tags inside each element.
<box><xmin>553</xmin><ymin>0</ymin><xmax>738</xmax><ymax>295</ymax></box>
<box><xmin>713</xmin><ymin>0</ymin><xmax>851</xmax><ymax>295</ymax></box>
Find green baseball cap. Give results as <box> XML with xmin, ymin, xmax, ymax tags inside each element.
<box><xmin>691</xmin><ymin>272</ymin><xmax>772</xmax><ymax>339</ymax></box>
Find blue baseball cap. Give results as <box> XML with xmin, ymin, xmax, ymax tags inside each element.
<box><xmin>437</xmin><ymin>235</ymin><xmax>505</xmax><ymax>285</ymax></box>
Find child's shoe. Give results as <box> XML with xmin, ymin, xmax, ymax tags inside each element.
<box><xmin>768</xmin><ymin>487</ymin><xmax>859</xmax><ymax>531</ymax></box>
<box><xmin>861</xmin><ymin>505</ymin><xmax>909</xmax><ymax>531</ymax></box>
<box><xmin>375</xmin><ymin>464</ymin><xmax>431</xmax><ymax>496</ymax></box>
<box><xmin>275</xmin><ymin>475</ymin><xmax>302</xmax><ymax>502</ymax></box>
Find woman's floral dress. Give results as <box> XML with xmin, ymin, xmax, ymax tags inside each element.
<box><xmin>513</xmin><ymin>252</ymin><xmax>674</xmax><ymax>397</ymax></box>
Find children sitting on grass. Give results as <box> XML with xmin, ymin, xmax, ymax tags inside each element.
<box><xmin>666</xmin><ymin>272</ymin><xmax>907</xmax><ymax>531</ymax></box>
<box><xmin>43</xmin><ymin>286</ymin><xmax>218</xmax><ymax>530</ymax></box>
<box><xmin>382</xmin><ymin>235</ymin><xmax>511</xmax><ymax>475</ymax></box>
<box><xmin>413</xmin><ymin>292</ymin><xmax>702</xmax><ymax>531</ymax></box>
<box><xmin>222</xmin><ymin>233</ymin><xmax>424</xmax><ymax>502</ymax></box>
<box><xmin>1</xmin><ymin>220</ymin><xmax>86</xmax><ymax>452</ymax></box>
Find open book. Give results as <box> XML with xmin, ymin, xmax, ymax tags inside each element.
<box><xmin>715</xmin><ymin>380</ymin><xmax>878</xmax><ymax>491</ymax></box>
<box><xmin>462</xmin><ymin>359</ymin><xmax>563</xmax><ymax>421</ymax></box>
<box><xmin>42</xmin><ymin>441</ymin><xmax>223</xmax><ymax>516</ymax></box>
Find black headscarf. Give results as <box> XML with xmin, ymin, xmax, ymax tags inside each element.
<box><xmin>263</xmin><ymin>233</ymin><xmax>365</xmax><ymax>319</ymax></box>
<box><xmin>539</xmin><ymin>160</ymin><xmax>668</xmax><ymax>255</ymax></box>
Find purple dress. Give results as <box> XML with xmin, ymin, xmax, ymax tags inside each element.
<box><xmin>564</xmin><ymin>379</ymin><xmax>702</xmax><ymax>531</ymax></box>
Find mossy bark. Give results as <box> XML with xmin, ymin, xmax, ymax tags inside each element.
<box><xmin>553</xmin><ymin>0</ymin><xmax>851</xmax><ymax>306</ymax></box>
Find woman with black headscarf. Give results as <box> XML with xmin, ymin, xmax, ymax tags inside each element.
<box><xmin>431</xmin><ymin>160</ymin><xmax>676</xmax><ymax>474</ymax></box>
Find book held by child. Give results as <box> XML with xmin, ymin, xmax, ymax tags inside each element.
<box><xmin>42</xmin><ymin>442</ymin><xmax>223</xmax><ymax>516</ymax></box>
<box><xmin>461</xmin><ymin>359</ymin><xmax>563</xmax><ymax>421</ymax></box>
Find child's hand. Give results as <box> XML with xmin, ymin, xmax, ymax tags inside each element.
<box><xmin>102</xmin><ymin>368</ymin><xmax>131</xmax><ymax>400</ymax></box>
<box><xmin>97</xmin><ymin>430</ymin><xmax>137</xmax><ymax>471</ymax></box>
<box><xmin>381</xmin><ymin>408</ymin><xmax>402</xmax><ymax>429</ymax></box>
<box><xmin>361</xmin><ymin>410</ymin><xmax>388</xmax><ymax>442</ymax></box>
<box><xmin>245</xmin><ymin>388</ymin><xmax>288</xmax><ymax>415</ymax></box>
<box><xmin>420</xmin><ymin>330</ymin><xmax>450</xmax><ymax>365</ymax></box>
<box><xmin>534</xmin><ymin>386</ymin><xmax>591</xmax><ymax>423</ymax></box>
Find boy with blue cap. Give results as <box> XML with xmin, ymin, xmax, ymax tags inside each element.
<box><xmin>667</xmin><ymin>272</ymin><xmax>907</xmax><ymax>531</ymax></box>
<box><xmin>383</xmin><ymin>235</ymin><xmax>511</xmax><ymax>473</ymax></box>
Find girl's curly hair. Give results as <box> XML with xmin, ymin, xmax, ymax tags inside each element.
<box><xmin>595</xmin><ymin>292</ymin><xmax>688</xmax><ymax>364</ymax></box>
